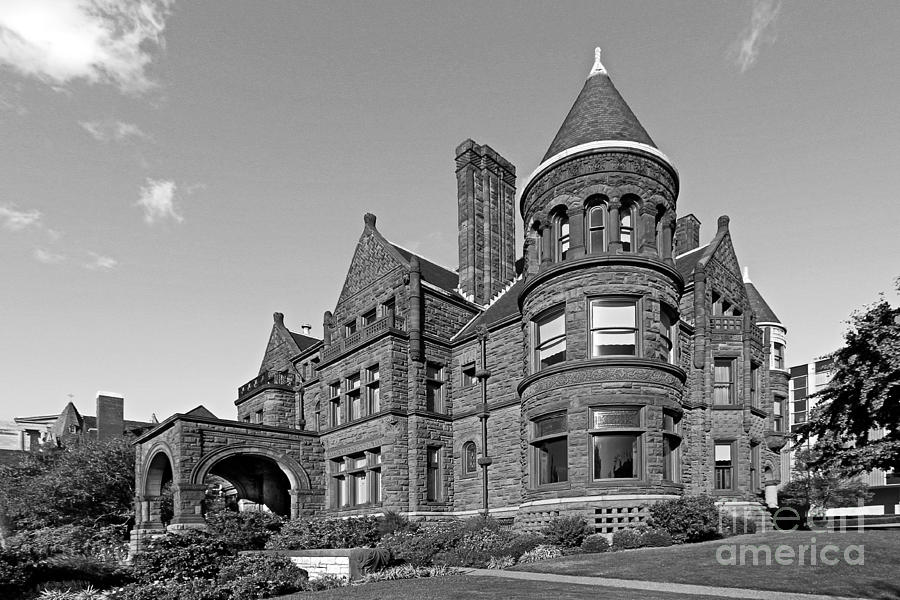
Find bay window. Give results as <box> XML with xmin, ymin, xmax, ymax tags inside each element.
<box><xmin>533</xmin><ymin>307</ymin><xmax>566</xmax><ymax>370</ymax></box>
<box><xmin>590</xmin><ymin>407</ymin><xmax>642</xmax><ymax>480</ymax></box>
<box><xmin>714</xmin><ymin>358</ymin><xmax>736</xmax><ymax>405</ymax></box>
<box><xmin>590</xmin><ymin>298</ymin><xmax>638</xmax><ymax>357</ymax></box>
<box><xmin>532</xmin><ymin>413</ymin><xmax>568</xmax><ymax>485</ymax></box>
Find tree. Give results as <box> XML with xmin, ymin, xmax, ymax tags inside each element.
<box><xmin>779</xmin><ymin>446</ymin><xmax>871</xmax><ymax>519</ymax></box>
<box><xmin>794</xmin><ymin>278</ymin><xmax>900</xmax><ymax>475</ymax></box>
<box><xmin>0</xmin><ymin>438</ymin><xmax>135</xmax><ymax>532</ymax></box>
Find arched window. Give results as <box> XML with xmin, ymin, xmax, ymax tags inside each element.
<box><xmin>463</xmin><ymin>441</ymin><xmax>477</xmax><ymax>475</ymax></box>
<box><xmin>619</xmin><ymin>199</ymin><xmax>637</xmax><ymax>252</ymax></box>
<box><xmin>586</xmin><ymin>200</ymin><xmax>607</xmax><ymax>253</ymax></box>
<box><xmin>552</xmin><ymin>210</ymin><xmax>570</xmax><ymax>261</ymax></box>
<box><xmin>655</xmin><ymin>206</ymin><xmax>667</xmax><ymax>256</ymax></box>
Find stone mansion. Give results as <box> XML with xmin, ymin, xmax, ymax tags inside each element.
<box><xmin>131</xmin><ymin>49</ymin><xmax>789</xmax><ymax>543</ymax></box>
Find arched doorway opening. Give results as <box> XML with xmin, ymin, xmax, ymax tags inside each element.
<box><xmin>142</xmin><ymin>450</ymin><xmax>174</xmax><ymax>526</ymax></box>
<box><xmin>204</xmin><ymin>454</ymin><xmax>292</xmax><ymax>516</ymax></box>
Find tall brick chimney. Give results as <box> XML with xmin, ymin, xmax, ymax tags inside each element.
<box><xmin>96</xmin><ymin>391</ymin><xmax>124</xmax><ymax>442</ymax></box>
<box><xmin>455</xmin><ymin>139</ymin><xmax>516</xmax><ymax>305</ymax></box>
<box><xmin>674</xmin><ymin>214</ymin><xmax>701</xmax><ymax>255</ymax></box>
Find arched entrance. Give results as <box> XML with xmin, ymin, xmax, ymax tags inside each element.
<box><xmin>204</xmin><ymin>454</ymin><xmax>292</xmax><ymax>516</ymax></box>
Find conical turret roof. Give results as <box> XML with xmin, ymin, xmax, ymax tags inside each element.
<box><xmin>542</xmin><ymin>48</ymin><xmax>656</xmax><ymax>161</ymax></box>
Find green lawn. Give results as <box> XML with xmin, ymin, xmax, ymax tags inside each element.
<box><xmin>510</xmin><ymin>530</ymin><xmax>900</xmax><ymax>600</ymax></box>
<box><xmin>278</xmin><ymin>575</ymin><xmax>702</xmax><ymax>600</ymax></box>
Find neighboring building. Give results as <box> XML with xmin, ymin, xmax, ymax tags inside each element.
<box><xmin>131</xmin><ymin>49</ymin><xmax>789</xmax><ymax>546</ymax></box>
<box><xmin>786</xmin><ymin>358</ymin><xmax>900</xmax><ymax>514</ymax></box>
<box><xmin>8</xmin><ymin>392</ymin><xmax>155</xmax><ymax>457</ymax></box>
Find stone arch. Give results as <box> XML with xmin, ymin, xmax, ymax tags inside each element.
<box><xmin>190</xmin><ymin>444</ymin><xmax>311</xmax><ymax>490</ymax></box>
<box><xmin>141</xmin><ymin>442</ymin><xmax>175</xmax><ymax>497</ymax></box>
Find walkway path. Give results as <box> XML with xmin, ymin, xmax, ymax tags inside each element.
<box><xmin>465</xmin><ymin>568</ymin><xmax>872</xmax><ymax>600</ymax></box>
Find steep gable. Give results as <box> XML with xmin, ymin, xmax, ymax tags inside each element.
<box><xmin>336</xmin><ymin>214</ymin><xmax>408</xmax><ymax>306</ymax></box>
<box><xmin>259</xmin><ymin>312</ymin><xmax>303</xmax><ymax>375</ymax></box>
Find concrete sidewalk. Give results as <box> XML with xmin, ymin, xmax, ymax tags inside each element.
<box><xmin>465</xmin><ymin>568</ymin><xmax>872</xmax><ymax>600</ymax></box>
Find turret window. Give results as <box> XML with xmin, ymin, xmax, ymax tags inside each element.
<box><xmin>619</xmin><ymin>200</ymin><xmax>637</xmax><ymax>252</ymax></box>
<box><xmin>554</xmin><ymin>212</ymin><xmax>570</xmax><ymax>261</ymax></box>
<box><xmin>586</xmin><ymin>200</ymin><xmax>607</xmax><ymax>253</ymax></box>
<box><xmin>660</xmin><ymin>304</ymin><xmax>678</xmax><ymax>364</ymax></box>
<box><xmin>590</xmin><ymin>298</ymin><xmax>638</xmax><ymax>357</ymax></box>
<box><xmin>533</xmin><ymin>306</ymin><xmax>566</xmax><ymax>370</ymax></box>
<box><xmin>531</xmin><ymin>413</ymin><xmax>568</xmax><ymax>485</ymax></box>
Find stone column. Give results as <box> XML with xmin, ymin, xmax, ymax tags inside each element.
<box><xmin>540</xmin><ymin>224</ymin><xmax>553</xmax><ymax>267</ymax></box>
<box><xmin>608</xmin><ymin>199</ymin><xmax>622</xmax><ymax>252</ymax></box>
<box><xmin>169</xmin><ymin>483</ymin><xmax>207</xmax><ymax>530</ymax></box>
<box><xmin>639</xmin><ymin>205</ymin><xmax>657</xmax><ymax>255</ymax></box>
<box><xmin>567</xmin><ymin>206</ymin><xmax>585</xmax><ymax>259</ymax></box>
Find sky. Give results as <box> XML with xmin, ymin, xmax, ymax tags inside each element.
<box><xmin>1</xmin><ymin>0</ymin><xmax>898</xmax><ymax>422</ymax></box>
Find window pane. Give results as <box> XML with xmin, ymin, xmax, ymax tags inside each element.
<box><xmin>538</xmin><ymin>337</ymin><xmax>566</xmax><ymax>367</ymax></box>
<box><xmin>371</xmin><ymin>469</ymin><xmax>381</xmax><ymax>503</ymax></box>
<box><xmin>591</xmin><ymin>408</ymin><xmax>640</xmax><ymax>429</ymax></box>
<box><xmin>591</xmin><ymin>301</ymin><xmax>635</xmax><ymax>328</ymax></box>
<box><xmin>714</xmin><ymin>362</ymin><xmax>732</xmax><ymax>383</ymax></box>
<box><xmin>353</xmin><ymin>473</ymin><xmax>367</xmax><ymax>505</ymax></box>
<box><xmin>538</xmin><ymin>312</ymin><xmax>565</xmax><ymax>341</ymax></box>
<box><xmin>715</xmin><ymin>443</ymin><xmax>733</xmax><ymax>489</ymax></box>
<box><xmin>592</xmin><ymin>434</ymin><xmax>638</xmax><ymax>479</ymax></box>
<box><xmin>536</xmin><ymin>437</ymin><xmax>568</xmax><ymax>484</ymax></box>
<box><xmin>715</xmin><ymin>444</ymin><xmax>732</xmax><ymax>462</ymax></box>
<box><xmin>591</xmin><ymin>330</ymin><xmax>636</xmax><ymax>356</ymax></box>
<box><xmin>536</xmin><ymin>414</ymin><xmax>567</xmax><ymax>437</ymax></box>
<box><xmin>464</xmin><ymin>442</ymin><xmax>477</xmax><ymax>474</ymax></box>
<box><xmin>590</xmin><ymin>300</ymin><xmax>637</xmax><ymax>357</ymax></box>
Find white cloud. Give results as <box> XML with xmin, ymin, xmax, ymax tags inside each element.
<box><xmin>136</xmin><ymin>178</ymin><xmax>182</xmax><ymax>224</ymax></box>
<box><xmin>34</xmin><ymin>248</ymin><xmax>67</xmax><ymax>264</ymax></box>
<box><xmin>85</xmin><ymin>251</ymin><xmax>118</xmax><ymax>270</ymax></box>
<box><xmin>0</xmin><ymin>0</ymin><xmax>175</xmax><ymax>94</ymax></box>
<box><xmin>732</xmin><ymin>0</ymin><xmax>782</xmax><ymax>73</ymax></box>
<box><xmin>0</xmin><ymin>204</ymin><xmax>42</xmax><ymax>231</ymax></box>
<box><xmin>80</xmin><ymin>119</ymin><xmax>149</xmax><ymax>142</ymax></box>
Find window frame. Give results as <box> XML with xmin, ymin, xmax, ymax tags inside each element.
<box><xmin>554</xmin><ymin>210</ymin><xmax>570</xmax><ymax>261</ymax></box>
<box><xmin>586</xmin><ymin>200</ymin><xmax>607</xmax><ymax>254</ymax></box>
<box><xmin>344</xmin><ymin>319</ymin><xmax>357</xmax><ymax>337</ymax></box>
<box><xmin>530</xmin><ymin>412</ymin><xmax>569</xmax><ymax>487</ymax></box>
<box><xmin>587</xmin><ymin>406</ymin><xmax>644</xmax><ymax>482</ymax></box>
<box><xmin>331</xmin><ymin>448</ymin><xmax>383</xmax><ymax>508</ymax></box>
<box><xmin>660</xmin><ymin>303</ymin><xmax>679</xmax><ymax>364</ymax></box>
<box><xmin>361</xmin><ymin>307</ymin><xmax>378</xmax><ymax>326</ymax></box>
<box><xmin>619</xmin><ymin>199</ymin><xmax>637</xmax><ymax>252</ymax></box>
<box><xmin>750</xmin><ymin>362</ymin><xmax>761</xmax><ymax>408</ymax></box>
<box><xmin>425</xmin><ymin>445</ymin><xmax>442</xmax><ymax>501</ymax></box>
<box><xmin>425</xmin><ymin>363</ymin><xmax>445</xmax><ymax>413</ymax></box>
<box><xmin>462</xmin><ymin>440</ymin><xmax>478</xmax><ymax>477</ymax></box>
<box><xmin>346</xmin><ymin>372</ymin><xmax>362</xmax><ymax>421</ymax></box>
<box><xmin>461</xmin><ymin>362</ymin><xmax>477</xmax><ymax>388</ymax></box>
<box><xmin>365</xmin><ymin>364</ymin><xmax>380</xmax><ymax>414</ymax></box>
<box><xmin>588</xmin><ymin>296</ymin><xmax>640</xmax><ymax>358</ymax></box>
<box><xmin>773</xmin><ymin>394</ymin><xmax>785</xmax><ymax>432</ymax></box>
<box><xmin>773</xmin><ymin>342</ymin><xmax>785</xmax><ymax>370</ymax></box>
<box><xmin>714</xmin><ymin>441</ymin><xmax>736</xmax><ymax>491</ymax></box>
<box><xmin>532</xmin><ymin>305</ymin><xmax>566</xmax><ymax>372</ymax></box>
<box><xmin>662</xmin><ymin>409</ymin><xmax>682</xmax><ymax>483</ymax></box>
<box><xmin>713</xmin><ymin>358</ymin><xmax>737</xmax><ymax>405</ymax></box>
<box><xmin>328</xmin><ymin>381</ymin><xmax>343</xmax><ymax>427</ymax></box>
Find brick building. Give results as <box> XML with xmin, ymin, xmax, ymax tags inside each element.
<box><xmin>132</xmin><ymin>49</ymin><xmax>788</xmax><ymax>543</ymax></box>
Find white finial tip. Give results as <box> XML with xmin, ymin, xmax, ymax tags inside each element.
<box><xmin>590</xmin><ymin>47</ymin><xmax>607</xmax><ymax>76</ymax></box>
<box><xmin>743</xmin><ymin>266</ymin><xmax>751</xmax><ymax>283</ymax></box>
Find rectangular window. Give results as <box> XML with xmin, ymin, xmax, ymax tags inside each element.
<box><xmin>714</xmin><ymin>359</ymin><xmax>736</xmax><ymax>405</ymax></box>
<box><xmin>381</xmin><ymin>297</ymin><xmax>396</xmax><ymax>318</ymax></box>
<box><xmin>362</xmin><ymin>308</ymin><xmax>378</xmax><ymax>326</ymax></box>
<box><xmin>331</xmin><ymin>449</ymin><xmax>382</xmax><ymax>508</ymax></box>
<box><xmin>461</xmin><ymin>362</ymin><xmax>477</xmax><ymax>387</ymax></box>
<box><xmin>662</xmin><ymin>410</ymin><xmax>681</xmax><ymax>482</ymax></box>
<box><xmin>750</xmin><ymin>363</ymin><xmax>760</xmax><ymax>408</ymax></box>
<box><xmin>590</xmin><ymin>407</ymin><xmax>642</xmax><ymax>480</ymax></box>
<box><xmin>773</xmin><ymin>343</ymin><xmax>785</xmax><ymax>370</ymax></box>
<box><xmin>255</xmin><ymin>409</ymin><xmax>263</xmax><ymax>424</ymax></box>
<box><xmin>660</xmin><ymin>304</ymin><xmax>678</xmax><ymax>364</ymax></box>
<box><xmin>426</xmin><ymin>446</ymin><xmax>441</xmax><ymax>501</ymax></box>
<box><xmin>773</xmin><ymin>395</ymin><xmax>785</xmax><ymax>432</ymax></box>
<box><xmin>346</xmin><ymin>373</ymin><xmax>361</xmax><ymax>420</ymax></box>
<box><xmin>344</xmin><ymin>320</ymin><xmax>357</xmax><ymax>336</ymax></box>
<box><xmin>534</xmin><ymin>307</ymin><xmax>566</xmax><ymax>370</ymax></box>
<box><xmin>366</xmin><ymin>365</ymin><xmax>380</xmax><ymax>414</ymax></box>
<box><xmin>556</xmin><ymin>216</ymin><xmax>570</xmax><ymax>261</ymax></box>
<box><xmin>329</xmin><ymin>382</ymin><xmax>342</xmax><ymax>427</ymax></box>
<box><xmin>751</xmin><ymin>442</ymin><xmax>761</xmax><ymax>492</ymax></box>
<box><xmin>532</xmin><ymin>413</ymin><xmax>568</xmax><ymax>485</ymax></box>
<box><xmin>425</xmin><ymin>363</ymin><xmax>445</xmax><ymax>413</ymax></box>
<box><xmin>590</xmin><ymin>298</ymin><xmax>637</xmax><ymax>357</ymax></box>
<box><xmin>714</xmin><ymin>442</ymin><xmax>734</xmax><ymax>490</ymax></box>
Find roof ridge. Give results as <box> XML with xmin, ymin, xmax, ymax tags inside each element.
<box><xmin>389</xmin><ymin>241</ymin><xmax>457</xmax><ymax>276</ymax></box>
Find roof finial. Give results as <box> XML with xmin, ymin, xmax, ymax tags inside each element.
<box><xmin>589</xmin><ymin>47</ymin><xmax>607</xmax><ymax>77</ymax></box>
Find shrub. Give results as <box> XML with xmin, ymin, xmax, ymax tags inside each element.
<box><xmin>433</xmin><ymin>530</ymin><xmax>541</xmax><ymax>567</ymax></box>
<box><xmin>639</xmin><ymin>528</ymin><xmax>673</xmax><ymax>547</ymax></box>
<box><xmin>517</xmin><ymin>544</ymin><xmax>563</xmax><ymax>564</ymax></box>
<box><xmin>461</xmin><ymin>515</ymin><xmax>501</xmax><ymax>533</ymax></box>
<box><xmin>205</xmin><ymin>509</ymin><xmax>284</xmax><ymax>551</ymax></box>
<box><xmin>0</xmin><ymin>547</ymin><xmax>33</xmax><ymax>599</ymax></box>
<box><xmin>132</xmin><ymin>530</ymin><xmax>233</xmax><ymax>583</ymax></box>
<box><xmin>379</xmin><ymin>521</ymin><xmax>464</xmax><ymax>567</ymax></box>
<box><xmin>647</xmin><ymin>496</ymin><xmax>720</xmax><ymax>544</ymax></box>
<box><xmin>9</xmin><ymin>524</ymin><xmax>129</xmax><ymax>563</ymax></box>
<box><xmin>359</xmin><ymin>564</ymin><xmax>456</xmax><ymax>583</ymax></box>
<box><xmin>541</xmin><ymin>515</ymin><xmax>591</xmax><ymax>548</ymax></box>
<box><xmin>265</xmin><ymin>516</ymin><xmax>381</xmax><ymax>550</ymax></box>
<box><xmin>719</xmin><ymin>513</ymin><xmax>758</xmax><ymax>537</ymax></box>
<box><xmin>581</xmin><ymin>534</ymin><xmax>610</xmax><ymax>553</ymax></box>
<box><xmin>108</xmin><ymin>578</ymin><xmax>225</xmax><ymax>600</ymax></box>
<box><xmin>378</xmin><ymin>510</ymin><xmax>415</xmax><ymax>537</ymax></box>
<box><xmin>31</xmin><ymin>555</ymin><xmax>132</xmax><ymax>589</ymax></box>
<box><xmin>217</xmin><ymin>554</ymin><xmax>308</xmax><ymax>599</ymax></box>
<box><xmin>611</xmin><ymin>527</ymin><xmax>673</xmax><ymax>550</ymax></box>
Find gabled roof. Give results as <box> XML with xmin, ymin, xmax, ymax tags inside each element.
<box><xmin>455</xmin><ymin>278</ymin><xmax>524</xmax><ymax>339</ymax></box>
<box><xmin>674</xmin><ymin>243</ymin><xmax>710</xmax><ymax>281</ymax></box>
<box><xmin>745</xmin><ymin>282</ymin><xmax>781</xmax><ymax>324</ymax></box>
<box><xmin>289</xmin><ymin>331</ymin><xmax>320</xmax><ymax>352</ymax></box>
<box><xmin>390</xmin><ymin>244</ymin><xmax>459</xmax><ymax>295</ymax></box>
<box><xmin>543</xmin><ymin>49</ymin><xmax>656</xmax><ymax>162</ymax></box>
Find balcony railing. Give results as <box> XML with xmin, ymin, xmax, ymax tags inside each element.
<box><xmin>709</xmin><ymin>316</ymin><xmax>743</xmax><ymax>332</ymax></box>
<box><xmin>238</xmin><ymin>370</ymin><xmax>299</xmax><ymax>398</ymax></box>
<box><xmin>322</xmin><ymin>314</ymin><xmax>406</xmax><ymax>363</ymax></box>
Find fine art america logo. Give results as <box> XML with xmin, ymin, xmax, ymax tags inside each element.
<box><xmin>715</xmin><ymin>508</ymin><xmax>866</xmax><ymax>566</ymax></box>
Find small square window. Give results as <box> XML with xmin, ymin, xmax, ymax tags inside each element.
<box><xmin>461</xmin><ymin>363</ymin><xmax>477</xmax><ymax>387</ymax></box>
